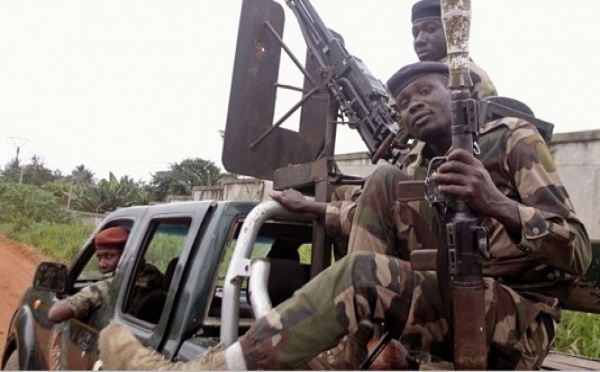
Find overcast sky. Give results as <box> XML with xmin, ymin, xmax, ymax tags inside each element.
<box><xmin>2</xmin><ymin>1</ymin><xmax>599</xmax><ymax>182</ymax></box>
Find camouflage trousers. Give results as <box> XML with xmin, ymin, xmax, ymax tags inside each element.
<box><xmin>238</xmin><ymin>252</ymin><xmax>555</xmax><ymax>370</ymax></box>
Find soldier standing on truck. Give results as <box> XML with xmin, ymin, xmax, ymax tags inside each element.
<box><xmin>97</xmin><ymin>61</ymin><xmax>591</xmax><ymax>370</ymax></box>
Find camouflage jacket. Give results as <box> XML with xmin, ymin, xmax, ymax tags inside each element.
<box><xmin>326</xmin><ymin>118</ymin><xmax>591</xmax><ymax>304</ymax></box>
<box><xmin>68</xmin><ymin>276</ymin><xmax>113</xmax><ymax>319</ymax></box>
<box><xmin>68</xmin><ymin>263</ymin><xmax>164</xmax><ymax>319</ymax></box>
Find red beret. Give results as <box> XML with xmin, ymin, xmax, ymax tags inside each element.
<box><xmin>95</xmin><ymin>226</ymin><xmax>129</xmax><ymax>249</ymax></box>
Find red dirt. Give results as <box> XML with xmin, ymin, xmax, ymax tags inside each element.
<box><xmin>0</xmin><ymin>236</ymin><xmax>48</xmax><ymax>354</ymax></box>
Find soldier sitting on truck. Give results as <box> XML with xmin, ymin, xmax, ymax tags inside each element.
<box><xmin>48</xmin><ymin>226</ymin><xmax>129</xmax><ymax>323</ymax></box>
<box><xmin>97</xmin><ymin>61</ymin><xmax>591</xmax><ymax>370</ymax></box>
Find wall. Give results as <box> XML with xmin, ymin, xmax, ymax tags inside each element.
<box><xmin>551</xmin><ymin>130</ymin><xmax>600</xmax><ymax>240</ymax></box>
<box><xmin>192</xmin><ymin>130</ymin><xmax>600</xmax><ymax>239</ymax></box>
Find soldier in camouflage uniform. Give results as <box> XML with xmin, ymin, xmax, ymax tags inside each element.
<box><xmin>48</xmin><ymin>226</ymin><xmax>165</xmax><ymax>323</ymax></box>
<box><xmin>98</xmin><ymin>61</ymin><xmax>590</xmax><ymax>370</ymax></box>
<box><xmin>48</xmin><ymin>226</ymin><xmax>129</xmax><ymax>323</ymax></box>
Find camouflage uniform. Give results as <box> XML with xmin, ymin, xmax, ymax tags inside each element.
<box><xmin>68</xmin><ymin>275</ymin><xmax>113</xmax><ymax>319</ymax></box>
<box><xmin>238</xmin><ymin>118</ymin><xmax>589</xmax><ymax>369</ymax></box>
<box><xmin>68</xmin><ymin>263</ymin><xmax>164</xmax><ymax>319</ymax></box>
<box><xmin>321</xmin><ymin>117</ymin><xmax>591</xmax><ymax>367</ymax></box>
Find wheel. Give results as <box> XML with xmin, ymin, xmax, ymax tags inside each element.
<box><xmin>4</xmin><ymin>350</ymin><xmax>19</xmax><ymax>371</ymax></box>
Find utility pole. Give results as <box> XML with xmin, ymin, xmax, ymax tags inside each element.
<box><xmin>6</xmin><ymin>136</ymin><xmax>31</xmax><ymax>183</ymax></box>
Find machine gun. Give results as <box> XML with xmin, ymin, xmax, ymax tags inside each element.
<box><xmin>284</xmin><ymin>0</ymin><xmax>404</xmax><ymax>164</ymax></box>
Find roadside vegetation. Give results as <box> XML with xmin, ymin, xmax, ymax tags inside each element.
<box><xmin>0</xmin><ymin>159</ymin><xmax>599</xmax><ymax>359</ymax></box>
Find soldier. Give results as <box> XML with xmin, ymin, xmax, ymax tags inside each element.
<box><xmin>48</xmin><ymin>226</ymin><xmax>129</xmax><ymax>323</ymax></box>
<box><xmin>411</xmin><ymin>0</ymin><xmax>497</xmax><ymax>100</ymax></box>
<box><xmin>48</xmin><ymin>226</ymin><xmax>165</xmax><ymax>323</ymax></box>
<box><xmin>98</xmin><ymin>61</ymin><xmax>590</xmax><ymax>370</ymax></box>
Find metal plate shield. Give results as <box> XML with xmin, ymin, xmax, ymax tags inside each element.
<box><xmin>222</xmin><ymin>0</ymin><xmax>328</xmax><ymax>180</ymax></box>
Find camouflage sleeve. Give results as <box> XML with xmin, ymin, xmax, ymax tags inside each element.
<box><xmin>469</xmin><ymin>60</ymin><xmax>498</xmax><ymax>100</ymax></box>
<box><xmin>505</xmin><ymin>120</ymin><xmax>592</xmax><ymax>276</ymax></box>
<box><xmin>325</xmin><ymin>201</ymin><xmax>356</xmax><ymax>237</ymax></box>
<box><xmin>67</xmin><ymin>278</ymin><xmax>112</xmax><ymax>318</ymax></box>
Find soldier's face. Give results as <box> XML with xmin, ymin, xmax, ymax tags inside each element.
<box><xmin>95</xmin><ymin>247</ymin><xmax>123</xmax><ymax>274</ymax></box>
<box><xmin>412</xmin><ymin>19</ymin><xmax>447</xmax><ymax>62</ymax></box>
<box><xmin>396</xmin><ymin>73</ymin><xmax>452</xmax><ymax>147</ymax></box>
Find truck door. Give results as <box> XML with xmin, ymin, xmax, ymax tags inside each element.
<box><xmin>41</xmin><ymin>218</ymin><xmax>139</xmax><ymax>371</ymax></box>
<box><xmin>106</xmin><ymin>202</ymin><xmax>216</xmax><ymax>362</ymax></box>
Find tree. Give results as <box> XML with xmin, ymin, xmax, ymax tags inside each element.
<box><xmin>74</xmin><ymin>172</ymin><xmax>149</xmax><ymax>213</ymax></box>
<box><xmin>2</xmin><ymin>155</ymin><xmax>59</xmax><ymax>186</ymax></box>
<box><xmin>71</xmin><ymin>164</ymin><xmax>95</xmax><ymax>185</ymax></box>
<box><xmin>149</xmin><ymin>158</ymin><xmax>229</xmax><ymax>201</ymax></box>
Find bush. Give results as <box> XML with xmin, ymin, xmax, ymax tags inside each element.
<box><xmin>0</xmin><ymin>182</ymin><xmax>73</xmax><ymax>225</ymax></box>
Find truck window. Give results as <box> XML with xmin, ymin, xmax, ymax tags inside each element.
<box><xmin>206</xmin><ymin>218</ymin><xmax>313</xmax><ymax>328</ymax></box>
<box><xmin>123</xmin><ymin>218</ymin><xmax>191</xmax><ymax>324</ymax></box>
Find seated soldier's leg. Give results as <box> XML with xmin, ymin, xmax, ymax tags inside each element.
<box><xmin>99</xmin><ymin>252</ymin><xmax>418</xmax><ymax>370</ymax></box>
<box><xmin>485</xmin><ymin>280</ymin><xmax>559</xmax><ymax>370</ymax></box>
<box><xmin>348</xmin><ymin>165</ymin><xmax>410</xmax><ymax>256</ymax></box>
<box><xmin>237</xmin><ymin>252</ymin><xmax>416</xmax><ymax>369</ymax></box>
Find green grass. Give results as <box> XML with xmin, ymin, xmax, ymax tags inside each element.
<box><xmin>0</xmin><ymin>221</ymin><xmax>93</xmax><ymax>263</ymax></box>
<box><xmin>554</xmin><ymin>310</ymin><xmax>600</xmax><ymax>358</ymax></box>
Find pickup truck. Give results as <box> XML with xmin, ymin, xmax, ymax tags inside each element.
<box><xmin>1</xmin><ymin>200</ymin><xmax>315</xmax><ymax>370</ymax></box>
<box><xmin>3</xmin><ymin>199</ymin><xmax>600</xmax><ymax>370</ymax></box>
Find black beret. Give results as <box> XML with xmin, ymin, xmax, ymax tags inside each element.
<box><xmin>386</xmin><ymin>61</ymin><xmax>448</xmax><ymax>98</ymax></box>
<box><xmin>412</xmin><ymin>0</ymin><xmax>441</xmax><ymax>23</ymax></box>
<box><xmin>95</xmin><ymin>226</ymin><xmax>129</xmax><ymax>249</ymax></box>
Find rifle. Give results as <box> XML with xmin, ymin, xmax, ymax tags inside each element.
<box><xmin>284</xmin><ymin>0</ymin><xmax>405</xmax><ymax>164</ymax></box>
<box><xmin>398</xmin><ymin>0</ymin><xmax>488</xmax><ymax>369</ymax></box>
<box><xmin>440</xmin><ymin>0</ymin><xmax>488</xmax><ymax>368</ymax></box>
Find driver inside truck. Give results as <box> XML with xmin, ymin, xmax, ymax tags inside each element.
<box><xmin>48</xmin><ymin>226</ymin><xmax>129</xmax><ymax>323</ymax></box>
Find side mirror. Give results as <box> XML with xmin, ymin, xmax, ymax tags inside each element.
<box><xmin>33</xmin><ymin>262</ymin><xmax>69</xmax><ymax>295</ymax></box>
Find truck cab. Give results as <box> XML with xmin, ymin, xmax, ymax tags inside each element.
<box><xmin>1</xmin><ymin>200</ymin><xmax>316</xmax><ymax>370</ymax></box>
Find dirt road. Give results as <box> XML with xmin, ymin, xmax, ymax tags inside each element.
<box><xmin>0</xmin><ymin>236</ymin><xmax>47</xmax><ymax>355</ymax></box>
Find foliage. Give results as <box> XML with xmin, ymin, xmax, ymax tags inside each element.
<box><xmin>554</xmin><ymin>310</ymin><xmax>600</xmax><ymax>358</ymax></box>
<box><xmin>2</xmin><ymin>155</ymin><xmax>60</xmax><ymax>186</ymax></box>
<box><xmin>0</xmin><ymin>182</ymin><xmax>74</xmax><ymax>228</ymax></box>
<box><xmin>150</xmin><ymin>158</ymin><xmax>227</xmax><ymax>201</ymax></box>
<box><xmin>73</xmin><ymin>172</ymin><xmax>149</xmax><ymax>213</ymax></box>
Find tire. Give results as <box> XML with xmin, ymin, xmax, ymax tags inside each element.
<box><xmin>4</xmin><ymin>351</ymin><xmax>19</xmax><ymax>371</ymax></box>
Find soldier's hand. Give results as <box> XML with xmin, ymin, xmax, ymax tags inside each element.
<box><xmin>430</xmin><ymin>149</ymin><xmax>510</xmax><ymax>217</ymax></box>
<box><xmin>269</xmin><ymin>189</ymin><xmax>309</xmax><ymax>213</ymax></box>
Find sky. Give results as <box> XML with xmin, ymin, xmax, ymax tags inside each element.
<box><xmin>2</xmin><ymin>0</ymin><xmax>599</xmax><ymax>183</ymax></box>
